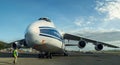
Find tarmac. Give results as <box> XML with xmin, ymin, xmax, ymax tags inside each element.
<box><xmin>0</xmin><ymin>52</ymin><xmax>120</xmax><ymax>65</ymax></box>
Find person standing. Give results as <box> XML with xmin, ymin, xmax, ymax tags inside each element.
<box><xmin>13</xmin><ymin>48</ymin><xmax>18</xmax><ymax>64</ymax></box>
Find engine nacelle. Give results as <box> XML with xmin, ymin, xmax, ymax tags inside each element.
<box><xmin>78</xmin><ymin>41</ymin><xmax>86</xmax><ymax>48</ymax></box>
<box><xmin>95</xmin><ymin>44</ymin><xmax>103</xmax><ymax>51</ymax></box>
<box><xmin>12</xmin><ymin>39</ymin><xmax>27</xmax><ymax>49</ymax></box>
<box><xmin>12</xmin><ymin>42</ymin><xmax>21</xmax><ymax>49</ymax></box>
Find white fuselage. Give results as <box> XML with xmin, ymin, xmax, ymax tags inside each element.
<box><xmin>25</xmin><ymin>20</ymin><xmax>65</xmax><ymax>53</ymax></box>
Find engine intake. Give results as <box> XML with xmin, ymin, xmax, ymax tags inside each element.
<box><xmin>95</xmin><ymin>44</ymin><xmax>103</xmax><ymax>51</ymax></box>
<box><xmin>12</xmin><ymin>42</ymin><xmax>20</xmax><ymax>49</ymax></box>
<box><xmin>12</xmin><ymin>39</ymin><xmax>27</xmax><ymax>49</ymax></box>
<box><xmin>78</xmin><ymin>41</ymin><xmax>86</xmax><ymax>48</ymax></box>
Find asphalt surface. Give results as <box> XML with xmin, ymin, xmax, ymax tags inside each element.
<box><xmin>0</xmin><ymin>52</ymin><xmax>120</xmax><ymax>65</ymax></box>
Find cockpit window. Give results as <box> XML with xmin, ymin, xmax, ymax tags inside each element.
<box><xmin>40</xmin><ymin>28</ymin><xmax>63</xmax><ymax>41</ymax></box>
<box><xmin>38</xmin><ymin>18</ymin><xmax>51</xmax><ymax>22</ymax></box>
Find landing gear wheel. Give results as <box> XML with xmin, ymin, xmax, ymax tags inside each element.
<box><xmin>38</xmin><ymin>54</ymin><xmax>45</xmax><ymax>58</ymax></box>
<box><xmin>38</xmin><ymin>52</ymin><xmax>52</xmax><ymax>59</ymax></box>
<box><xmin>46</xmin><ymin>52</ymin><xmax>52</xmax><ymax>59</ymax></box>
<box><xmin>49</xmin><ymin>53</ymin><xmax>52</xmax><ymax>59</ymax></box>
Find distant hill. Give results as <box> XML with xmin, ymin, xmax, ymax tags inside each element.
<box><xmin>0</xmin><ymin>41</ymin><xmax>11</xmax><ymax>50</ymax></box>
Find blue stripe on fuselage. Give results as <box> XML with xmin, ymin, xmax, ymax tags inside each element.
<box><xmin>39</xmin><ymin>34</ymin><xmax>63</xmax><ymax>42</ymax></box>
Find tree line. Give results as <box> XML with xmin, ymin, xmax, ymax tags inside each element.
<box><xmin>0</xmin><ymin>41</ymin><xmax>11</xmax><ymax>50</ymax></box>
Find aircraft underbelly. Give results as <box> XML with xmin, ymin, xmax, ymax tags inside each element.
<box><xmin>33</xmin><ymin>36</ymin><xmax>64</xmax><ymax>53</ymax></box>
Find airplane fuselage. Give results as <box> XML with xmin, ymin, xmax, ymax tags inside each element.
<box><xmin>25</xmin><ymin>19</ymin><xmax>65</xmax><ymax>53</ymax></box>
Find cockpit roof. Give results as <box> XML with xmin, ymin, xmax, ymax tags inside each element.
<box><xmin>38</xmin><ymin>18</ymin><xmax>51</xmax><ymax>22</ymax></box>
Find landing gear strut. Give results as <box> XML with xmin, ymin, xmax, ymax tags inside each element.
<box><xmin>64</xmin><ymin>52</ymin><xmax>69</xmax><ymax>56</ymax></box>
<box><xmin>46</xmin><ymin>52</ymin><xmax>52</xmax><ymax>59</ymax></box>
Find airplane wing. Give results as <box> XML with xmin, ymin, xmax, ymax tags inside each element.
<box><xmin>63</xmin><ymin>33</ymin><xmax>119</xmax><ymax>48</ymax></box>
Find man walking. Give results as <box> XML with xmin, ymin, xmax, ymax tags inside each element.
<box><xmin>13</xmin><ymin>48</ymin><xmax>18</xmax><ymax>64</ymax></box>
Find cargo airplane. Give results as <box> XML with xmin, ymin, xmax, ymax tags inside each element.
<box><xmin>12</xmin><ymin>17</ymin><xmax>119</xmax><ymax>58</ymax></box>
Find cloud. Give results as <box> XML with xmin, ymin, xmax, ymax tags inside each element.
<box><xmin>74</xmin><ymin>17</ymin><xmax>83</xmax><ymax>26</ymax></box>
<box><xmin>69</xmin><ymin>0</ymin><xmax>120</xmax><ymax>50</ymax></box>
<box><xmin>95</xmin><ymin>0</ymin><xmax>120</xmax><ymax>21</ymax></box>
<box><xmin>72</xmin><ymin>0</ymin><xmax>120</xmax><ymax>34</ymax></box>
<box><xmin>95</xmin><ymin>0</ymin><xmax>120</xmax><ymax>32</ymax></box>
<box><xmin>74</xmin><ymin>16</ymin><xmax>95</xmax><ymax>27</ymax></box>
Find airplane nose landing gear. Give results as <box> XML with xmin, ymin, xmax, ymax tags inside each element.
<box><xmin>46</xmin><ymin>52</ymin><xmax>52</xmax><ymax>59</ymax></box>
<box><xmin>38</xmin><ymin>52</ymin><xmax>52</xmax><ymax>59</ymax></box>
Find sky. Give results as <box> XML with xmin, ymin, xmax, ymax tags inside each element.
<box><xmin>0</xmin><ymin>0</ymin><xmax>120</xmax><ymax>50</ymax></box>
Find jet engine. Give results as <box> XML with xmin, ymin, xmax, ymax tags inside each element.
<box><xmin>95</xmin><ymin>44</ymin><xmax>103</xmax><ymax>51</ymax></box>
<box><xmin>78</xmin><ymin>41</ymin><xmax>86</xmax><ymax>48</ymax></box>
<box><xmin>12</xmin><ymin>39</ymin><xmax>27</xmax><ymax>49</ymax></box>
